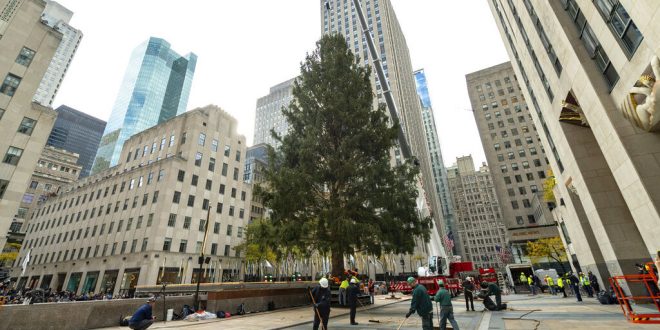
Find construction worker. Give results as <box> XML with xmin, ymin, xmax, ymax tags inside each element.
<box><xmin>346</xmin><ymin>278</ymin><xmax>360</xmax><ymax>325</ymax></box>
<box><xmin>481</xmin><ymin>281</ymin><xmax>504</xmax><ymax>310</ymax></box>
<box><xmin>339</xmin><ymin>277</ymin><xmax>349</xmax><ymax>306</ymax></box>
<box><xmin>588</xmin><ymin>271</ymin><xmax>600</xmax><ymax>293</ymax></box>
<box><xmin>405</xmin><ymin>277</ymin><xmax>434</xmax><ymax>330</ymax></box>
<box><xmin>579</xmin><ymin>272</ymin><xmax>593</xmax><ymax>297</ymax></box>
<box><xmin>568</xmin><ymin>272</ymin><xmax>582</xmax><ymax>302</ymax></box>
<box><xmin>462</xmin><ymin>277</ymin><xmax>475</xmax><ymax>311</ymax></box>
<box><xmin>545</xmin><ymin>275</ymin><xmax>555</xmax><ymax>295</ymax></box>
<box><xmin>434</xmin><ymin>280</ymin><xmax>460</xmax><ymax>330</ymax></box>
<box><xmin>311</xmin><ymin>278</ymin><xmax>331</xmax><ymax>330</ymax></box>
<box><xmin>557</xmin><ymin>276</ymin><xmax>567</xmax><ymax>298</ymax></box>
<box><xmin>519</xmin><ymin>272</ymin><xmax>527</xmax><ymax>286</ymax></box>
<box><xmin>527</xmin><ymin>275</ymin><xmax>536</xmax><ymax>295</ymax></box>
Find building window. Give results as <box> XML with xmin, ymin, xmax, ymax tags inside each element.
<box><xmin>168</xmin><ymin>213</ymin><xmax>176</xmax><ymax>227</ymax></box>
<box><xmin>3</xmin><ymin>146</ymin><xmax>23</xmax><ymax>165</ymax></box>
<box><xmin>214</xmin><ymin>222</ymin><xmax>220</xmax><ymax>234</ymax></box>
<box><xmin>177</xmin><ymin>170</ymin><xmax>185</xmax><ymax>182</ymax></box>
<box><xmin>593</xmin><ymin>0</ymin><xmax>643</xmax><ymax>56</ymax></box>
<box><xmin>191</xmin><ymin>175</ymin><xmax>198</xmax><ymax>186</ymax></box>
<box><xmin>211</xmin><ymin>139</ymin><xmax>218</xmax><ymax>152</ymax></box>
<box><xmin>16</xmin><ymin>47</ymin><xmax>36</xmax><ymax>66</ymax></box>
<box><xmin>216</xmin><ymin>202</ymin><xmax>223</xmax><ymax>214</ymax></box>
<box><xmin>152</xmin><ymin>190</ymin><xmax>159</xmax><ymax>203</ymax></box>
<box><xmin>209</xmin><ymin>157</ymin><xmax>216</xmax><ymax>171</ymax></box>
<box><xmin>221</xmin><ymin>163</ymin><xmax>228</xmax><ymax>176</ymax></box>
<box><xmin>183</xmin><ymin>216</ymin><xmax>191</xmax><ymax>229</ymax></box>
<box><xmin>173</xmin><ymin>191</ymin><xmax>181</xmax><ymax>203</ymax></box>
<box><xmin>198</xmin><ymin>133</ymin><xmax>206</xmax><ymax>146</ymax></box>
<box><xmin>195</xmin><ymin>152</ymin><xmax>203</xmax><ymax>166</ymax></box>
<box><xmin>205</xmin><ymin>179</ymin><xmax>212</xmax><ymax>190</ymax></box>
<box><xmin>1</xmin><ymin>73</ymin><xmax>21</xmax><ymax>96</ymax></box>
<box><xmin>511</xmin><ymin>201</ymin><xmax>519</xmax><ymax>209</ymax></box>
<box><xmin>199</xmin><ymin>219</ymin><xmax>206</xmax><ymax>232</ymax></box>
<box><xmin>515</xmin><ymin>216</ymin><xmax>524</xmax><ymax>225</ymax></box>
<box><xmin>179</xmin><ymin>239</ymin><xmax>188</xmax><ymax>253</ymax></box>
<box><xmin>141</xmin><ymin>238</ymin><xmax>148</xmax><ymax>252</ymax></box>
<box><xmin>211</xmin><ymin>243</ymin><xmax>218</xmax><ymax>255</ymax></box>
<box><xmin>187</xmin><ymin>195</ymin><xmax>195</xmax><ymax>207</ymax></box>
<box><xmin>169</xmin><ymin>134</ymin><xmax>176</xmax><ymax>147</ymax></box>
<box><xmin>530</xmin><ymin>185</ymin><xmax>538</xmax><ymax>193</ymax></box>
<box><xmin>523</xmin><ymin>199</ymin><xmax>531</xmax><ymax>208</ymax></box>
<box><xmin>17</xmin><ymin>117</ymin><xmax>37</xmax><ymax>135</ymax></box>
<box><xmin>226</xmin><ymin>224</ymin><xmax>233</xmax><ymax>236</ymax></box>
<box><xmin>224</xmin><ymin>245</ymin><xmax>231</xmax><ymax>256</ymax></box>
<box><xmin>163</xmin><ymin>238</ymin><xmax>172</xmax><ymax>251</ymax></box>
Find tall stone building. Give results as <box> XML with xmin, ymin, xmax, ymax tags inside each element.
<box><xmin>93</xmin><ymin>37</ymin><xmax>197</xmax><ymax>172</ymax></box>
<box><xmin>12</xmin><ymin>146</ymin><xmax>80</xmax><ymax>239</ymax></box>
<box><xmin>320</xmin><ymin>0</ymin><xmax>446</xmax><ymax>252</ymax></box>
<box><xmin>47</xmin><ymin>105</ymin><xmax>106</xmax><ymax>178</ymax></box>
<box><xmin>32</xmin><ymin>0</ymin><xmax>82</xmax><ymax>107</ymax></box>
<box><xmin>12</xmin><ymin>106</ymin><xmax>251</xmax><ymax>295</ymax></box>
<box><xmin>0</xmin><ymin>0</ymin><xmax>62</xmax><ymax>250</ymax></box>
<box><xmin>413</xmin><ymin>69</ymin><xmax>458</xmax><ymax>254</ymax></box>
<box><xmin>254</xmin><ymin>78</ymin><xmax>295</xmax><ymax>148</ymax></box>
<box><xmin>466</xmin><ymin>62</ymin><xmax>559</xmax><ymax>265</ymax></box>
<box><xmin>487</xmin><ymin>0</ymin><xmax>660</xmax><ymax>281</ymax></box>
<box><xmin>244</xmin><ymin>143</ymin><xmax>268</xmax><ymax>222</ymax></box>
<box><xmin>447</xmin><ymin>156</ymin><xmax>507</xmax><ymax>269</ymax></box>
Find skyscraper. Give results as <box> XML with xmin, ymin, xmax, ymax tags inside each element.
<box><xmin>32</xmin><ymin>0</ymin><xmax>83</xmax><ymax>107</ymax></box>
<box><xmin>321</xmin><ymin>0</ymin><xmax>446</xmax><ymax>246</ymax></box>
<box><xmin>47</xmin><ymin>105</ymin><xmax>106</xmax><ymax>178</ymax></box>
<box><xmin>488</xmin><ymin>0</ymin><xmax>660</xmax><ymax>281</ymax></box>
<box><xmin>92</xmin><ymin>37</ymin><xmax>197</xmax><ymax>173</ymax></box>
<box><xmin>0</xmin><ymin>0</ymin><xmax>62</xmax><ymax>250</ymax></box>
<box><xmin>447</xmin><ymin>156</ymin><xmax>507</xmax><ymax>269</ymax></box>
<box><xmin>254</xmin><ymin>78</ymin><xmax>295</xmax><ymax>148</ymax></box>
<box><xmin>466</xmin><ymin>62</ymin><xmax>559</xmax><ymax>265</ymax></box>
<box><xmin>413</xmin><ymin>69</ymin><xmax>458</xmax><ymax>255</ymax></box>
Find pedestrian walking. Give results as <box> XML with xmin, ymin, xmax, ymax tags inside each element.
<box><xmin>588</xmin><ymin>271</ymin><xmax>600</xmax><ymax>293</ymax></box>
<box><xmin>311</xmin><ymin>278</ymin><xmax>331</xmax><ymax>330</ymax></box>
<box><xmin>405</xmin><ymin>277</ymin><xmax>434</xmax><ymax>330</ymax></box>
<box><xmin>568</xmin><ymin>272</ymin><xmax>582</xmax><ymax>302</ymax></box>
<box><xmin>346</xmin><ymin>278</ymin><xmax>360</xmax><ymax>325</ymax></box>
<box><xmin>545</xmin><ymin>275</ymin><xmax>556</xmax><ymax>295</ymax></box>
<box><xmin>462</xmin><ymin>277</ymin><xmax>475</xmax><ymax>311</ymax></box>
<box><xmin>368</xmin><ymin>279</ymin><xmax>375</xmax><ymax>304</ymax></box>
<box><xmin>434</xmin><ymin>280</ymin><xmax>460</xmax><ymax>330</ymax></box>
<box><xmin>128</xmin><ymin>296</ymin><xmax>156</xmax><ymax>330</ymax></box>
<box><xmin>557</xmin><ymin>276</ymin><xmax>567</xmax><ymax>298</ymax></box>
<box><xmin>339</xmin><ymin>277</ymin><xmax>349</xmax><ymax>306</ymax></box>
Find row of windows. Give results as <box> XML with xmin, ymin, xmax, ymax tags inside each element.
<box><xmin>27</xmin><ymin>191</ymin><xmax>160</xmax><ymax>234</ymax></box>
<box><xmin>499</xmin><ymin>159</ymin><xmax>545</xmax><ymax>173</ymax></box>
<box><xmin>503</xmin><ymin>171</ymin><xmax>546</xmax><ymax>184</ymax></box>
<box><xmin>171</xmin><ymin>190</ymin><xmax>245</xmax><ymax>219</ymax></box>
<box><xmin>507</xmin><ymin>185</ymin><xmax>539</xmax><ymax>197</ymax></box>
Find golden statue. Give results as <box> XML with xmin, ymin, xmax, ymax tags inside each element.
<box><xmin>621</xmin><ymin>56</ymin><xmax>660</xmax><ymax>132</ymax></box>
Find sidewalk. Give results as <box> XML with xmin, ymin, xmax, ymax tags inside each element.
<box><xmin>99</xmin><ymin>294</ymin><xmax>410</xmax><ymax>330</ymax></box>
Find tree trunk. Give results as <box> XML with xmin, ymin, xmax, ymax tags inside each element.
<box><xmin>331</xmin><ymin>252</ymin><xmax>345</xmax><ymax>277</ymax></box>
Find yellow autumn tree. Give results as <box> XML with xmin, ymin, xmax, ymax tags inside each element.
<box><xmin>543</xmin><ymin>169</ymin><xmax>556</xmax><ymax>203</ymax></box>
<box><xmin>526</xmin><ymin>237</ymin><xmax>568</xmax><ymax>272</ymax></box>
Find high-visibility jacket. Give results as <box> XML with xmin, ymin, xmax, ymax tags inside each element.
<box><xmin>557</xmin><ymin>278</ymin><xmax>564</xmax><ymax>288</ymax></box>
<box><xmin>546</xmin><ymin>277</ymin><xmax>554</xmax><ymax>286</ymax></box>
<box><xmin>527</xmin><ymin>276</ymin><xmax>533</xmax><ymax>285</ymax></box>
<box><xmin>520</xmin><ymin>274</ymin><xmax>527</xmax><ymax>283</ymax></box>
<box><xmin>580</xmin><ymin>275</ymin><xmax>590</xmax><ymax>286</ymax></box>
<box><xmin>340</xmin><ymin>280</ymin><xmax>349</xmax><ymax>289</ymax></box>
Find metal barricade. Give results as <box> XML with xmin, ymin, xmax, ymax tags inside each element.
<box><xmin>609</xmin><ymin>262</ymin><xmax>660</xmax><ymax>324</ymax></box>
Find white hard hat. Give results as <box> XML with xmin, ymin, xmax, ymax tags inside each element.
<box><xmin>350</xmin><ymin>278</ymin><xmax>357</xmax><ymax>284</ymax></box>
<box><xmin>319</xmin><ymin>278</ymin><xmax>329</xmax><ymax>288</ymax></box>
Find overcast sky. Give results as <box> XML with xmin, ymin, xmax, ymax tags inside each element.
<box><xmin>53</xmin><ymin>0</ymin><xmax>509</xmax><ymax>168</ymax></box>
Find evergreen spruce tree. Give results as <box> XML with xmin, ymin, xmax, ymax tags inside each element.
<box><xmin>257</xmin><ymin>34</ymin><xmax>431</xmax><ymax>276</ymax></box>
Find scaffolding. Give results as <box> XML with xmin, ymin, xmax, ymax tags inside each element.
<box><xmin>610</xmin><ymin>262</ymin><xmax>660</xmax><ymax>324</ymax></box>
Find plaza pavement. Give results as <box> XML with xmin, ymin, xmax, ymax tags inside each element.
<box><xmin>101</xmin><ymin>292</ymin><xmax>660</xmax><ymax>329</ymax></box>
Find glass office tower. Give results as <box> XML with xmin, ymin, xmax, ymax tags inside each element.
<box><xmin>47</xmin><ymin>105</ymin><xmax>106</xmax><ymax>178</ymax></box>
<box><xmin>92</xmin><ymin>37</ymin><xmax>196</xmax><ymax>173</ymax></box>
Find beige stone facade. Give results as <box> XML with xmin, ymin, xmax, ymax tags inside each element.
<box><xmin>466</xmin><ymin>63</ymin><xmax>560</xmax><ymax>264</ymax></box>
<box><xmin>11</xmin><ymin>106</ymin><xmax>251</xmax><ymax>295</ymax></box>
<box><xmin>0</xmin><ymin>0</ymin><xmax>61</xmax><ymax>250</ymax></box>
<box><xmin>488</xmin><ymin>0</ymin><xmax>660</xmax><ymax>281</ymax></box>
<box><xmin>12</xmin><ymin>146</ymin><xmax>80</xmax><ymax>239</ymax></box>
<box><xmin>447</xmin><ymin>156</ymin><xmax>507</xmax><ymax>270</ymax></box>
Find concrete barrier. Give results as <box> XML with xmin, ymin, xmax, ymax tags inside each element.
<box><xmin>0</xmin><ymin>282</ymin><xmax>313</xmax><ymax>329</ymax></box>
<box><xmin>0</xmin><ymin>296</ymin><xmax>193</xmax><ymax>330</ymax></box>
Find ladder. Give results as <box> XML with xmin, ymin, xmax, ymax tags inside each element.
<box><xmin>497</xmin><ymin>272</ymin><xmax>508</xmax><ymax>295</ymax></box>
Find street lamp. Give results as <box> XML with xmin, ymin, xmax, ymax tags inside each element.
<box><xmin>193</xmin><ymin>207</ymin><xmax>211</xmax><ymax>311</ymax></box>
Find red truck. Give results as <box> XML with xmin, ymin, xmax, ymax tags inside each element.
<box><xmin>389</xmin><ymin>261</ymin><xmax>474</xmax><ymax>296</ymax></box>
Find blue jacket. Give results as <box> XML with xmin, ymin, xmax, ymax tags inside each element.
<box><xmin>130</xmin><ymin>303</ymin><xmax>153</xmax><ymax>325</ymax></box>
